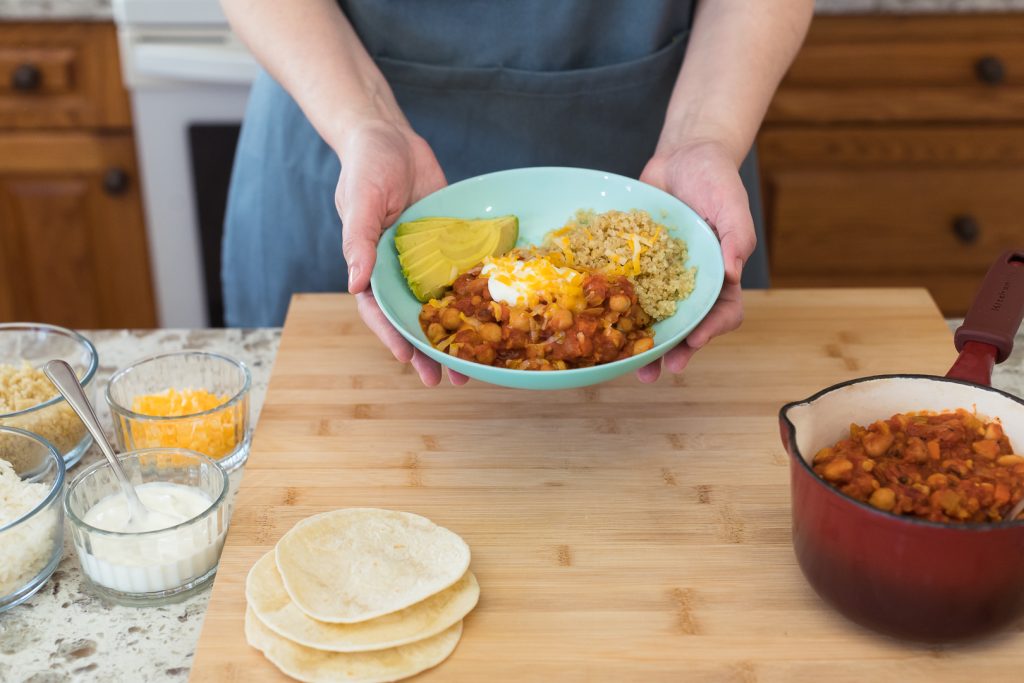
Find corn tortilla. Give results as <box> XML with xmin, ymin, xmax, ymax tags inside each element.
<box><xmin>245</xmin><ymin>607</ymin><xmax>462</xmax><ymax>683</ymax></box>
<box><xmin>247</xmin><ymin>551</ymin><xmax>478</xmax><ymax>652</ymax></box>
<box><xmin>275</xmin><ymin>508</ymin><xmax>471</xmax><ymax>623</ymax></box>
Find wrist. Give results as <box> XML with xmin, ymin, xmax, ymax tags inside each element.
<box><xmin>655</xmin><ymin>109</ymin><xmax>750</xmax><ymax>167</ymax></box>
<box><xmin>323</xmin><ymin>78</ymin><xmax>409</xmax><ymax>156</ymax></box>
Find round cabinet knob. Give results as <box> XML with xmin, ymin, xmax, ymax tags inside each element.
<box><xmin>952</xmin><ymin>215</ymin><xmax>981</xmax><ymax>245</ymax></box>
<box><xmin>11</xmin><ymin>63</ymin><xmax>42</xmax><ymax>92</ymax></box>
<box><xmin>975</xmin><ymin>56</ymin><xmax>1006</xmax><ymax>85</ymax></box>
<box><xmin>102</xmin><ymin>168</ymin><xmax>129</xmax><ymax>195</ymax></box>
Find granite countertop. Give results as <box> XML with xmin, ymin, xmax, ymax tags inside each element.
<box><xmin>0</xmin><ymin>329</ymin><xmax>280</xmax><ymax>683</ymax></box>
<box><xmin>0</xmin><ymin>321</ymin><xmax>1022</xmax><ymax>683</ymax></box>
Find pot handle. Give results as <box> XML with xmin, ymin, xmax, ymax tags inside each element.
<box><xmin>947</xmin><ymin>250</ymin><xmax>1024</xmax><ymax>385</ymax></box>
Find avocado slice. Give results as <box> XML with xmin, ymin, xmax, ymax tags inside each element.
<box><xmin>395</xmin><ymin>215</ymin><xmax>519</xmax><ymax>302</ymax></box>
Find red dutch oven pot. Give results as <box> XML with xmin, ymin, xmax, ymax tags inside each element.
<box><xmin>780</xmin><ymin>250</ymin><xmax>1024</xmax><ymax>641</ymax></box>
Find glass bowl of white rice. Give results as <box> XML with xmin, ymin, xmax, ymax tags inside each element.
<box><xmin>0</xmin><ymin>426</ymin><xmax>65</xmax><ymax>613</ymax></box>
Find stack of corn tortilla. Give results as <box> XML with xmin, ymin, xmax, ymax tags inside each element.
<box><xmin>245</xmin><ymin>508</ymin><xmax>478</xmax><ymax>683</ymax></box>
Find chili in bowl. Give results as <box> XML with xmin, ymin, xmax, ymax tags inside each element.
<box><xmin>780</xmin><ymin>250</ymin><xmax>1024</xmax><ymax>642</ymax></box>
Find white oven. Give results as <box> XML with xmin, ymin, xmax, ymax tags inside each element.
<box><xmin>113</xmin><ymin>0</ymin><xmax>258</xmax><ymax>327</ymax></box>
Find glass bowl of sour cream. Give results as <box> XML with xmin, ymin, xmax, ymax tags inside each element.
<box><xmin>65</xmin><ymin>448</ymin><xmax>229</xmax><ymax>605</ymax></box>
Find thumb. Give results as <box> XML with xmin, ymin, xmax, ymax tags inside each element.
<box><xmin>340</xmin><ymin>182</ymin><xmax>387</xmax><ymax>294</ymax></box>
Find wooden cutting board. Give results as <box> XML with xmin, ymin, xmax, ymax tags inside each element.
<box><xmin>190</xmin><ymin>290</ymin><xmax>1024</xmax><ymax>683</ymax></box>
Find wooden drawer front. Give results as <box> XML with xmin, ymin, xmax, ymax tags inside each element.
<box><xmin>0</xmin><ymin>23</ymin><xmax>130</xmax><ymax>129</ymax></box>
<box><xmin>768</xmin><ymin>14</ymin><xmax>1024</xmax><ymax>123</ymax></box>
<box><xmin>769</xmin><ymin>166</ymin><xmax>1024</xmax><ymax>275</ymax></box>
<box><xmin>766</xmin><ymin>156</ymin><xmax>1024</xmax><ymax>317</ymax></box>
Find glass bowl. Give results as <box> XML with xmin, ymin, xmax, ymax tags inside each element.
<box><xmin>65</xmin><ymin>448</ymin><xmax>229</xmax><ymax>605</ymax></box>
<box><xmin>105</xmin><ymin>352</ymin><xmax>252</xmax><ymax>475</ymax></box>
<box><xmin>0</xmin><ymin>323</ymin><xmax>98</xmax><ymax>467</ymax></box>
<box><xmin>0</xmin><ymin>426</ymin><xmax>65</xmax><ymax>613</ymax></box>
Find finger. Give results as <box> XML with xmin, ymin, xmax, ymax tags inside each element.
<box><xmin>685</xmin><ymin>290</ymin><xmax>743</xmax><ymax>351</ymax></box>
<box><xmin>636</xmin><ymin>359</ymin><xmax>662</xmax><ymax>383</ymax></box>
<box><xmin>355</xmin><ymin>291</ymin><xmax>414</xmax><ymax>363</ymax></box>
<box><xmin>447</xmin><ymin>369</ymin><xmax>470</xmax><ymax>386</ymax></box>
<box><xmin>340</xmin><ymin>182</ymin><xmax>386</xmax><ymax>294</ymax></box>
<box><xmin>410</xmin><ymin>349</ymin><xmax>442</xmax><ymax>387</ymax></box>
<box><xmin>663</xmin><ymin>341</ymin><xmax>700</xmax><ymax>374</ymax></box>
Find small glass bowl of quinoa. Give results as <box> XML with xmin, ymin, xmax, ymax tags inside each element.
<box><xmin>0</xmin><ymin>324</ymin><xmax>98</xmax><ymax>468</ymax></box>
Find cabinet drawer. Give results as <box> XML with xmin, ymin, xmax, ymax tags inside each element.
<box><xmin>768</xmin><ymin>14</ymin><xmax>1024</xmax><ymax>123</ymax></box>
<box><xmin>0</xmin><ymin>23</ymin><xmax>130</xmax><ymax>129</ymax></box>
<box><xmin>768</xmin><ymin>166</ymin><xmax>1024</xmax><ymax>276</ymax></box>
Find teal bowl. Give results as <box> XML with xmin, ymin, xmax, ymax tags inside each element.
<box><xmin>370</xmin><ymin>167</ymin><xmax>725</xmax><ymax>390</ymax></box>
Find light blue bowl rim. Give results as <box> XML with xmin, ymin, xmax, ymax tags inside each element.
<box><xmin>371</xmin><ymin>166</ymin><xmax>725</xmax><ymax>378</ymax></box>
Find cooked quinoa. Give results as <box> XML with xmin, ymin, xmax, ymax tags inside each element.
<box><xmin>0</xmin><ymin>363</ymin><xmax>85</xmax><ymax>462</ymax></box>
<box><xmin>541</xmin><ymin>209</ymin><xmax>696</xmax><ymax>320</ymax></box>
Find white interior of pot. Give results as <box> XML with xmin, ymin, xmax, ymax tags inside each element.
<box><xmin>786</xmin><ymin>376</ymin><xmax>1024</xmax><ymax>464</ymax></box>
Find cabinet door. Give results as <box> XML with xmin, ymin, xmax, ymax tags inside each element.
<box><xmin>0</xmin><ymin>133</ymin><xmax>156</xmax><ymax>328</ymax></box>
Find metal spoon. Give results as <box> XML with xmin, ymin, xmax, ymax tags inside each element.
<box><xmin>44</xmin><ymin>359</ymin><xmax>154</xmax><ymax>525</ymax></box>
<box><xmin>1004</xmin><ymin>496</ymin><xmax>1024</xmax><ymax>525</ymax></box>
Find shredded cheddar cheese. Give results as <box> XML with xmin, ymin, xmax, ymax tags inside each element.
<box><xmin>125</xmin><ymin>388</ymin><xmax>239</xmax><ymax>459</ymax></box>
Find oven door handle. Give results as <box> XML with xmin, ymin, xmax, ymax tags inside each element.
<box><xmin>131</xmin><ymin>43</ymin><xmax>259</xmax><ymax>85</ymax></box>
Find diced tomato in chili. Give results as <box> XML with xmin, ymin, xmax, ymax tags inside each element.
<box><xmin>419</xmin><ymin>267</ymin><xmax>654</xmax><ymax>371</ymax></box>
<box><xmin>812</xmin><ymin>410</ymin><xmax>1023</xmax><ymax>523</ymax></box>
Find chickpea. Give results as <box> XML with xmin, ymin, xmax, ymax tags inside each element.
<box><xmin>480</xmin><ymin>322</ymin><xmax>502</xmax><ymax>344</ymax></box>
<box><xmin>997</xmin><ymin>454</ymin><xmax>1024</xmax><ymax>467</ymax></box>
<box><xmin>426</xmin><ymin>323</ymin><xmax>446</xmax><ymax>344</ymax></box>
<box><xmin>632</xmin><ymin>337</ymin><xmax>654</xmax><ymax>354</ymax></box>
<box><xmin>813</xmin><ymin>447</ymin><xmax>834</xmax><ymax>464</ymax></box>
<box><xmin>549</xmin><ymin>306</ymin><xmax>574</xmax><ymax>331</ymax></box>
<box><xmin>617</xmin><ymin>317</ymin><xmax>633</xmax><ymax>332</ymax></box>
<box><xmin>509</xmin><ymin>309</ymin><xmax>531</xmax><ymax>331</ymax></box>
<box><xmin>441</xmin><ymin>307</ymin><xmax>462</xmax><ymax>331</ymax></box>
<box><xmin>862</xmin><ymin>431</ymin><xmax>894</xmax><ymax>457</ymax></box>
<box><xmin>861</xmin><ymin>459</ymin><xmax>875</xmax><ymax>472</ymax></box>
<box><xmin>609</xmin><ymin>294</ymin><xmax>631</xmax><ymax>313</ymax></box>
<box><xmin>926</xmin><ymin>473</ymin><xmax>949</xmax><ymax>488</ymax></box>
<box><xmin>868</xmin><ymin>487</ymin><xmax>896</xmax><ymax>512</ymax></box>
<box><xmin>822</xmin><ymin>458</ymin><xmax>853</xmax><ymax>482</ymax></box>
<box><xmin>605</xmin><ymin>328</ymin><xmax>625</xmax><ymax>349</ymax></box>
<box><xmin>476</xmin><ymin>346</ymin><xmax>497</xmax><ymax>365</ymax></box>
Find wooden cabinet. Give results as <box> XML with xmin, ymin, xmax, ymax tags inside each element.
<box><xmin>760</xmin><ymin>14</ymin><xmax>1024</xmax><ymax>316</ymax></box>
<box><xmin>0</xmin><ymin>22</ymin><xmax>155</xmax><ymax>328</ymax></box>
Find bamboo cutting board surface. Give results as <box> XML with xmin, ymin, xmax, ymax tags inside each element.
<box><xmin>190</xmin><ymin>290</ymin><xmax>1024</xmax><ymax>683</ymax></box>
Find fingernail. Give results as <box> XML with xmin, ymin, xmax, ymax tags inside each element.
<box><xmin>733</xmin><ymin>258</ymin><xmax>743</xmax><ymax>279</ymax></box>
<box><xmin>348</xmin><ymin>265</ymin><xmax>361</xmax><ymax>290</ymax></box>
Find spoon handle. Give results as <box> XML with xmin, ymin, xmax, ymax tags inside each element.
<box><xmin>44</xmin><ymin>360</ymin><xmax>142</xmax><ymax>505</ymax></box>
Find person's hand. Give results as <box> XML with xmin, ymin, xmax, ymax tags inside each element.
<box><xmin>337</xmin><ymin>119</ymin><xmax>468</xmax><ymax>386</ymax></box>
<box><xmin>637</xmin><ymin>139</ymin><xmax>756</xmax><ymax>383</ymax></box>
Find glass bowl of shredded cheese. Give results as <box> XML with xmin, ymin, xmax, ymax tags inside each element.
<box><xmin>105</xmin><ymin>352</ymin><xmax>252</xmax><ymax>474</ymax></box>
<box><xmin>0</xmin><ymin>426</ymin><xmax>65</xmax><ymax>613</ymax></box>
<box><xmin>0</xmin><ymin>323</ymin><xmax>98</xmax><ymax>467</ymax></box>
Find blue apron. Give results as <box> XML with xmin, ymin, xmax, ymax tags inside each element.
<box><xmin>223</xmin><ymin>0</ymin><xmax>767</xmax><ymax>327</ymax></box>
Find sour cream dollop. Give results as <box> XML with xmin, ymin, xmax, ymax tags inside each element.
<box><xmin>481</xmin><ymin>256</ymin><xmax>584</xmax><ymax>308</ymax></box>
